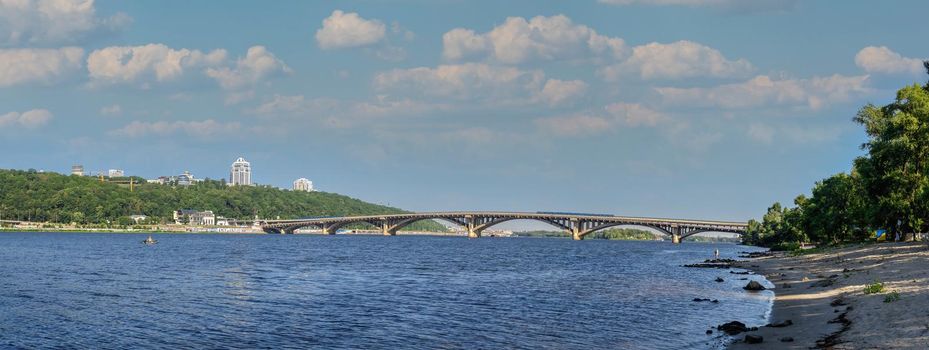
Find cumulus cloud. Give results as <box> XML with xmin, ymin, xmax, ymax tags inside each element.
<box><xmin>87</xmin><ymin>43</ymin><xmax>227</xmax><ymax>85</ymax></box>
<box><xmin>315</xmin><ymin>10</ymin><xmax>386</xmax><ymax>49</ymax></box>
<box><xmin>442</xmin><ymin>15</ymin><xmax>625</xmax><ymax>64</ymax></box>
<box><xmin>373</xmin><ymin>63</ymin><xmax>546</xmax><ymax>104</ymax></box>
<box><xmin>599</xmin><ymin>40</ymin><xmax>753</xmax><ymax>81</ymax></box>
<box><xmin>0</xmin><ymin>108</ymin><xmax>53</xmax><ymax>129</ymax></box>
<box><xmin>205</xmin><ymin>45</ymin><xmax>291</xmax><ymax>90</ymax></box>
<box><xmin>0</xmin><ymin>0</ymin><xmax>131</xmax><ymax>45</ymax></box>
<box><xmin>604</xmin><ymin>102</ymin><xmax>669</xmax><ymax>126</ymax></box>
<box><xmin>108</xmin><ymin>119</ymin><xmax>241</xmax><ymax>138</ymax></box>
<box><xmin>537</xmin><ymin>79</ymin><xmax>588</xmax><ymax>106</ymax></box>
<box><xmin>374</xmin><ymin>63</ymin><xmax>594</xmax><ymax>107</ymax></box>
<box><xmin>0</xmin><ymin>47</ymin><xmax>83</xmax><ymax>87</ymax></box>
<box><xmin>656</xmin><ymin>74</ymin><xmax>871</xmax><ymax>110</ymax></box>
<box><xmin>855</xmin><ymin>46</ymin><xmax>925</xmax><ymax>75</ymax></box>
<box><xmin>536</xmin><ymin>103</ymin><xmax>668</xmax><ymax>136</ymax></box>
<box><xmin>87</xmin><ymin>44</ymin><xmax>289</xmax><ymax>92</ymax></box>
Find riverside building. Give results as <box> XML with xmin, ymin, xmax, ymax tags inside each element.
<box><xmin>230</xmin><ymin>157</ymin><xmax>251</xmax><ymax>186</ymax></box>
<box><xmin>293</xmin><ymin>178</ymin><xmax>314</xmax><ymax>192</ymax></box>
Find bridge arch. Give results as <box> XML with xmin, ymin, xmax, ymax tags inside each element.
<box><xmin>576</xmin><ymin>222</ymin><xmax>673</xmax><ymax>240</ymax></box>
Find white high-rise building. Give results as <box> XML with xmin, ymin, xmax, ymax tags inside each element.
<box><xmin>71</xmin><ymin>165</ymin><xmax>84</xmax><ymax>176</ymax></box>
<box><xmin>230</xmin><ymin>157</ymin><xmax>251</xmax><ymax>186</ymax></box>
<box><xmin>293</xmin><ymin>178</ymin><xmax>314</xmax><ymax>192</ymax></box>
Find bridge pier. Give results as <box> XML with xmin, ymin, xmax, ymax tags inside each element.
<box><xmin>321</xmin><ymin>224</ymin><xmax>337</xmax><ymax>235</ymax></box>
<box><xmin>571</xmin><ymin>218</ymin><xmax>582</xmax><ymax>240</ymax></box>
<box><xmin>465</xmin><ymin>215</ymin><xmax>481</xmax><ymax>238</ymax></box>
<box><xmin>382</xmin><ymin>222</ymin><xmax>397</xmax><ymax>236</ymax></box>
<box><xmin>670</xmin><ymin>226</ymin><xmax>681</xmax><ymax>244</ymax></box>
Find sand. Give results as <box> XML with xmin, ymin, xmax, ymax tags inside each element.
<box><xmin>728</xmin><ymin>242</ymin><xmax>929</xmax><ymax>349</ymax></box>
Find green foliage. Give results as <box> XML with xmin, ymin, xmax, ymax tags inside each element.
<box><xmin>0</xmin><ymin>169</ymin><xmax>445</xmax><ymax>231</ymax></box>
<box><xmin>768</xmin><ymin>241</ymin><xmax>801</xmax><ymax>252</ymax></box>
<box><xmin>884</xmin><ymin>291</ymin><xmax>901</xmax><ymax>303</ymax></box>
<box><xmin>586</xmin><ymin>228</ymin><xmax>658</xmax><ymax>240</ymax></box>
<box><xmin>864</xmin><ymin>280</ymin><xmax>885</xmax><ymax>294</ymax></box>
<box><xmin>748</xmin><ymin>62</ymin><xmax>929</xmax><ymax>247</ymax></box>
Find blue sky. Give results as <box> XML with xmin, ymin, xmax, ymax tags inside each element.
<box><xmin>1</xmin><ymin>0</ymin><xmax>928</xmax><ymax>224</ymax></box>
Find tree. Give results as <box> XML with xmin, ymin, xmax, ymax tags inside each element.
<box><xmin>853</xmin><ymin>74</ymin><xmax>929</xmax><ymax>239</ymax></box>
<box><xmin>802</xmin><ymin>172</ymin><xmax>868</xmax><ymax>244</ymax></box>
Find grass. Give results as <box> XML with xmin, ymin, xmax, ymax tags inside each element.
<box><xmin>864</xmin><ymin>280</ymin><xmax>885</xmax><ymax>294</ymax></box>
<box><xmin>883</xmin><ymin>291</ymin><xmax>901</xmax><ymax>303</ymax></box>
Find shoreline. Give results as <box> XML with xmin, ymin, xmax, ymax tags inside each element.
<box><xmin>728</xmin><ymin>242</ymin><xmax>929</xmax><ymax>349</ymax></box>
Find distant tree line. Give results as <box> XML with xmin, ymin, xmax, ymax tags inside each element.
<box><xmin>0</xmin><ymin>169</ymin><xmax>444</xmax><ymax>232</ymax></box>
<box><xmin>515</xmin><ymin>228</ymin><xmax>659</xmax><ymax>240</ymax></box>
<box><xmin>744</xmin><ymin>61</ymin><xmax>929</xmax><ymax>248</ymax></box>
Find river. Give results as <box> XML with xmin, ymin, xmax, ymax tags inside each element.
<box><xmin>0</xmin><ymin>232</ymin><xmax>771</xmax><ymax>349</ymax></box>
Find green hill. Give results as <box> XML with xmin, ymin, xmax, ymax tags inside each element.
<box><xmin>0</xmin><ymin>169</ymin><xmax>445</xmax><ymax>231</ymax></box>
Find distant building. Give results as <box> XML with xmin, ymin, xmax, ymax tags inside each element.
<box><xmin>215</xmin><ymin>216</ymin><xmax>231</xmax><ymax>226</ymax></box>
<box><xmin>71</xmin><ymin>165</ymin><xmax>84</xmax><ymax>176</ymax></box>
<box><xmin>230</xmin><ymin>157</ymin><xmax>251</xmax><ymax>186</ymax></box>
<box><xmin>130</xmin><ymin>215</ymin><xmax>148</xmax><ymax>223</ymax></box>
<box><xmin>177</xmin><ymin>171</ymin><xmax>195</xmax><ymax>186</ymax></box>
<box><xmin>108</xmin><ymin>169</ymin><xmax>124</xmax><ymax>177</ymax></box>
<box><xmin>174</xmin><ymin>209</ymin><xmax>215</xmax><ymax>226</ymax></box>
<box><xmin>293</xmin><ymin>178</ymin><xmax>314</xmax><ymax>192</ymax></box>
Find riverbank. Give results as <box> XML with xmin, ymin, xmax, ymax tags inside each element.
<box><xmin>729</xmin><ymin>242</ymin><xmax>929</xmax><ymax>349</ymax></box>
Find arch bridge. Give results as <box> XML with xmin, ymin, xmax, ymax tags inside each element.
<box><xmin>260</xmin><ymin>212</ymin><xmax>747</xmax><ymax>243</ymax></box>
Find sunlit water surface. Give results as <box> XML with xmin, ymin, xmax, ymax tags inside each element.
<box><xmin>0</xmin><ymin>233</ymin><xmax>772</xmax><ymax>349</ymax></box>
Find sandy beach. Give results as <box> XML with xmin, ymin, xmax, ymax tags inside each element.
<box><xmin>728</xmin><ymin>242</ymin><xmax>929</xmax><ymax>349</ymax></box>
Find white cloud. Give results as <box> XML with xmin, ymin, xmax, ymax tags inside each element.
<box><xmin>373</xmin><ymin>63</ymin><xmax>546</xmax><ymax>104</ymax></box>
<box><xmin>855</xmin><ymin>46</ymin><xmax>925</xmax><ymax>75</ymax></box>
<box><xmin>442</xmin><ymin>15</ymin><xmax>625</xmax><ymax>64</ymax></box>
<box><xmin>0</xmin><ymin>0</ymin><xmax>131</xmax><ymax>45</ymax></box>
<box><xmin>0</xmin><ymin>47</ymin><xmax>83</xmax><ymax>87</ymax></box>
<box><xmin>87</xmin><ymin>44</ymin><xmax>289</xmax><ymax>91</ymax></box>
<box><xmin>99</xmin><ymin>104</ymin><xmax>121</xmax><ymax>116</ymax></box>
<box><xmin>205</xmin><ymin>45</ymin><xmax>291</xmax><ymax>90</ymax></box>
<box><xmin>604</xmin><ymin>102</ymin><xmax>669</xmax><ymax>126</ymax></box>
<box><xmin>537</xmin><ymin>79</ymin><xmax>588</xmax><ymax>106</ymax></box>
<box><xmin>109</xmin><ymin>119</ymin><xmax>241</xmax><ymax>138</ymax></box>
<box><xmin>87</xmin><ymin>43</ymin><xmax>227</xmax><ymax>85</ymax></box>
<box><xmin>373</xmin><ymin>63</ymin><xmax>590</xmax><ymax>108</ymax></box>
<box><xmin>315</xmin><ymin>10</ymin><xmax>386</xmax><ymax>50</ymax></box>
<box><xmin>656</xmin><ymin>74</ymin><xmax>871</xmax><ymax>110</ymax></box>
<box><xmin>0</xmin><ymin>108</ymin><xmax>52</xmax><ymax>129</ymax></box>
<box><xmin>599</xmin><ymin>40</ymin><xmax>753</xmax><ymax>81</ymax></box>
<box><xmin>536</xmin><ymin>103</ymin><xmax>668</xmax><ymax>136</ymax></box>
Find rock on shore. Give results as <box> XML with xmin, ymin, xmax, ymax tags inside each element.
<box><xmin>728</xmin><ymin>242</ymin><xmax>929</xmax><ymax>349</ymax></box>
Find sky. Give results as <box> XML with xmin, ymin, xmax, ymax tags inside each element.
<box><xmin>1</xmin><ymin>0</ymin><xmax>928</xmax><ymax>226</ymax></box>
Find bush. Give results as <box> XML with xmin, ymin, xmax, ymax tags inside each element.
<box><xmin>769</xmin><ymin>242</ymin><xmax>801</xmax><ymax>251</ymax></box>
<box><xmin>883</xmin><ymin>291</ymin><xmax>900</xmax><ymax>303</ymax></box>
<box><xmin>864</xmin><ymin>281</ymin><xmax>884</xmax><ymax>294</ymax></box>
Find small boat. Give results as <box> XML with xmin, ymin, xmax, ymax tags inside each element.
<box><xmin>142</xmin><ymin>235</ymin><xmax>157</xmax><ymax>245</ymax></box>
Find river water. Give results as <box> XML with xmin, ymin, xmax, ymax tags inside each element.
<box><xmin>0</xmin><ymin>233</ymin><xmax>772</xmax><ymax>349</ymax></box>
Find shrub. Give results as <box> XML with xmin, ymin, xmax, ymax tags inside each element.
<box><xmin>883</xmin><ymin>291</ymin><xmax>900</xmax><ymax>303</ymax></box>
<box><xmin>863</xmin><ymin>281</ymin><xmax>884</xmax><ymax>294</ymax></box>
